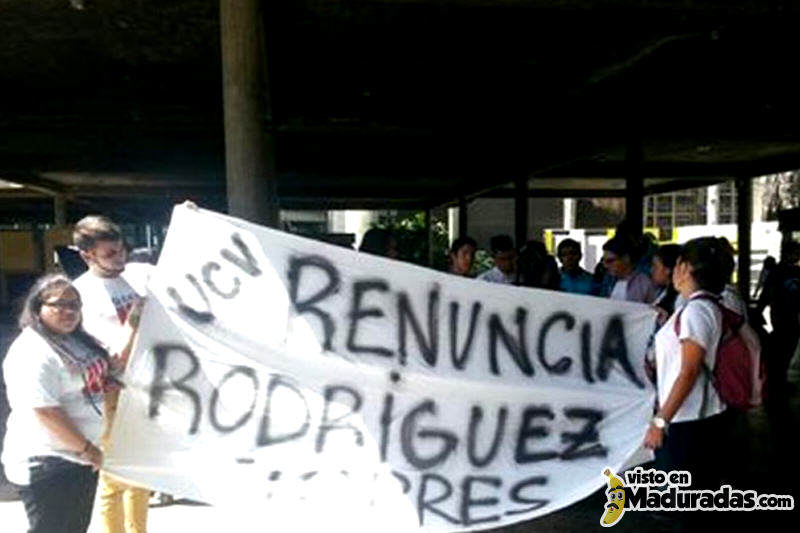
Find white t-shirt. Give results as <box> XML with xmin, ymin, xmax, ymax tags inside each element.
<box><xmin>478</xmin><ymin>266</ymin><xmax>515</xmax><ymax>285</ymax></box>
<box><xmin>654</xmin><ymin>291</ymin><xmax>725</xmax><ymax>423</ymax></box>
<box><xmin>1</xmin><ymin>328</ymin><xmax>104</xmax><ymax>485</ymax></box>
<box><xmin>73</xmin><ymin>262</ymin><xmax>153</xmax><ymax>354</ymax></box>
<box><xmin>609</xmin><ymin>279</ymin><xmax>628</xmax><ymax>301</ymax></box>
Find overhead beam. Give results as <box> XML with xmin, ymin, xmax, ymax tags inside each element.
<box><xmin>278</xmin><ymin>197</ymin><xmax>431</xmax><ymax>211</ymax></box>
<box><xmin>531</xmin><ymin>155</ymin><xmax>800</xmax><ymax>180</ymax></box>
<box><xmin>458</xmin><ymin>197</ymin><xmax>468</xmax><ymax>238</ymax></box>
<box><xmin>515</xmin><ymin>178</ymin><xmax>528</xmax><ymax>247</ymax></box>
<box><xmin>642</xmin><ymin>177</ymin><xmax>728</xmax><ymax>195</ymax></box>
<box><xmin>479</xmin><ymin>188</ymin><xmax>626</xmax><ymax>199</ymax></box>
<box><xmin>625</xmin><ymin>141</ymin><xmax>644</xmax><ymax>236</ymax></box>
<box><xmin>0</xmin><ymin>174</ymin><xmax>69</xmax><ymax>196</ymax></box>
<box><xmin>38</xmin><ymin>172</ymin><xmax>222</xmax><ymax>188</ymax></box>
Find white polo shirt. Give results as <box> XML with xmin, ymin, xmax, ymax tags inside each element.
<box><xmin>654</xmin><ymin>291</ymin><xmax>725</xmax><ymax>423</ymax></box>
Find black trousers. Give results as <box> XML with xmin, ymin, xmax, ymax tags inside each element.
<box><xmin>767</xmin><ymin>330</ymin><xmax>799</xmax><ymax>403</ymax></box>
<box><xmin>654</xmin><ymin>410</ymin><xmax>736</xmax><ymax>491</ymax></box>
<box><xmin>652</xmin><ymin>411</ymin><xmax>740</xmax><ymax>531</ymax></box>
<box><xmin>17</xmin><ymin>457</ymin><xmax>99</xmax><ymax>533</ymax></box>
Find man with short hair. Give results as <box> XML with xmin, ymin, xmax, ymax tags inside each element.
<box><xmin>72</xmin><ymin>215</ymin><xmax>152</xmax><ymax>533</ymax></box>
<box><xmin>478</xmin><ymin>235</ymin><xmax>516</xmax><ymax>284</ymax></box>
<box><xmin>602</xmin><ymin>235</ymin><xmax>658</xmax><ymax>304</ymax></box>
<box><xmin>556</xmin><ymin>238</ymin><xmax>593</xmax><ymax>295</ymax></box>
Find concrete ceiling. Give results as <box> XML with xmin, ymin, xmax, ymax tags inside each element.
<box><xmin>2</xmin><ymin>0</ymin><xmax>800</xmax><ymax>222</ymax></box>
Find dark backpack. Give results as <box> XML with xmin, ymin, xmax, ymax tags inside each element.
<box><xmin>674</xmin><ymin>294</ymin><xmax>763</xmax><ymax>412</ymax></box>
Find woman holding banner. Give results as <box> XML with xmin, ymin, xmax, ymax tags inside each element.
<box><xmin>2</xmin><ymin>274</ymin><xmax>119</xmax><ymax>533</ymax></box>
<box><xmin>643</xmin><ymin>237</ymin><xmax>733</xmax><ymax>490</ymax></box>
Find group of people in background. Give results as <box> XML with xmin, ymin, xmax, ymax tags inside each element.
<box><xmin>439</xmin><ymin>223</ymin><xmax>664</xmax><ymax>303</ymax></box>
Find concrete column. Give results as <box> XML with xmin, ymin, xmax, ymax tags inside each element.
<box><xmin>706</xmin><ymin>184</ymin><xmax>720</xmax><ymax>225</ymax></box>
<box><xmin>425</xmin><ymin>208</ymin><xmax>434</xmax><ymax>266</ymax></box>
<box><xmin>736</xmin><ymin>177</ymin><xmax>752</xmax><ymax>301</ymax></box>
<box><xmin>53</xmin><ymin>195</ymin><xmax>67</xmax><ymax>227</ymax></box>
<box><xmin>0</xmin><ymin>234</ymin><xmax>7</xmax><ymax>306</ymax></box>
<box><xmin>515</xmin><ymin>178</ymin><xmax>528</xmax><ymax>247</ymax></box>
<box><xmin>751</xmin><ymin>177</ymin><xmax>764</xmax><ymax>223</ymax></box>
<box><xmin>458</xmin><ymin>196</ymin><xmax>468</xmax><ymax>238</ymax></box>
<box><xmin>0</xmin><ymin>271</ymin><xmax>7</xmax><ymax>308</ymax></box>
<box><xmin>625</xmin><ymin>141</ymin><xmax>644</xmax><ymax>236</ymax></box>
<box><xmin>563</xmin><ymin>198</ymin><xmax>577</xmax><ymax>230</ymax></box>
<box><xmin>220</xmin><ymin>0</ymin><xmax>279</xmax><ymax>227</ymax></box>
<box><xmin>447</xmin><ymin>207</ymin><xmax>457</xmax><ymax>245</ymax></box>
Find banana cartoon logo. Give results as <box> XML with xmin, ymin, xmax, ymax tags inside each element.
<box><xmin>600</xmin><ymin>468</ymin><xmax>626</xmax><ymax>527</ymax></box>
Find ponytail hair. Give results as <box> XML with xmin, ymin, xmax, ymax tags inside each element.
<box><xmin>679</xmin><ymin>237</ymin><xmax>728</xmax><ymax>295</ymax></box>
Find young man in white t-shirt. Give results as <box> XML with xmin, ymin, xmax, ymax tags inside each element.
<box><xmin>478</xmin><ymin>235</ymin><xmax>517</xmax><ymax>284</ymax></box>
<box><xmin>72</xmin><ymin>215</ymin><xmax>154</xmax><ymax>533</ymax></box>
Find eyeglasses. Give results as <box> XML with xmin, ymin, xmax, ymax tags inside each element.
<box><xmin>43</xmin><ymin>300</ymin><xmax>82</xmax><ymax>311</ymax></box>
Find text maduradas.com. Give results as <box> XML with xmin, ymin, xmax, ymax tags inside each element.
<box><xmin>623</xmin><ymin>469</ymin><xmax>793</xmax><ymax>511</ymax></box>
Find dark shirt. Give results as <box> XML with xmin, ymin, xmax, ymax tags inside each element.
<box><xmin>766</xmin><ymin>263</ymin><xmax>800</xmax><ymax>331</ymax></box>
<box><xmin>559</xmin><ymin>268</ymin><xmax>593</xmax><ymax>295</ymax></box>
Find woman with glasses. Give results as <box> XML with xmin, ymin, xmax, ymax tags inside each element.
<box><xmin>602</xmin><ymin>235</ymin><xmax>658</xmax><ymax>304</ymax></box>
<box><xmin>2</xmin><ymin>273</ymin><xmax>120</xmax><ymax>533</ymax></box>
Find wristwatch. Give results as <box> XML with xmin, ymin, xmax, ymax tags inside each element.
<box><xmin>651</xmin><ymin>416</ymin><xmax>668</xmax><ymax>431</ymax></box>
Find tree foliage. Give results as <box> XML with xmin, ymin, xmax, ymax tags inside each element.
<box><xmin>762</xmin><ymin>171</ymin><xmax>800</xmax><ymax>220</ymax></box>
<box><xmin>371</xmin><ymin>211</ymin><xmax>450</xmax><ymax>270</ymax></box>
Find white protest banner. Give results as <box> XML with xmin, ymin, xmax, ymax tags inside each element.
<box><xmin>105</xmin><ymin>204</ymin><xmax>657</xmax><ymax>532</ymax></box>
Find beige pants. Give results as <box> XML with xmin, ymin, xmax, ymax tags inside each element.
<box><xmin>100</xmin><ymin>389</ymin><xmax>150</xmax><ymax>533</ymax></box>
<box><xmin>98</xmin><ymin>471</ymin><xmax>150</xmax><ymax>533</ymax></box>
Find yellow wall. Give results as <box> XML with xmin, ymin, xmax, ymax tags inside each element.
<box><xmin>0</xmin><ymin>231</ymin><xmax>37</xmax><ymax>273</ymax></box>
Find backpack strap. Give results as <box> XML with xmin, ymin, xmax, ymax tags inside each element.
<box><xmin>698</xmin><ymin>364</ymin><xmax>711</xmax><ymax>418</ymax></box>
<box><xmin>673</xmin><ymin>294</ymin><xmax>722</xmax><ymax>418</ymax></box>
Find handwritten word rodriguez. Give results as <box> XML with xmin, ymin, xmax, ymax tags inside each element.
<box><xmin>147</xmin><ymin>344</ymin><xmax>609</xmax><ymax>467</ymax></box>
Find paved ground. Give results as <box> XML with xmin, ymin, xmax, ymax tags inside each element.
<box><xmin>0</xmin><ymin>497</ymin><xmax>246</xmax><ymax>533</ymax></box>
